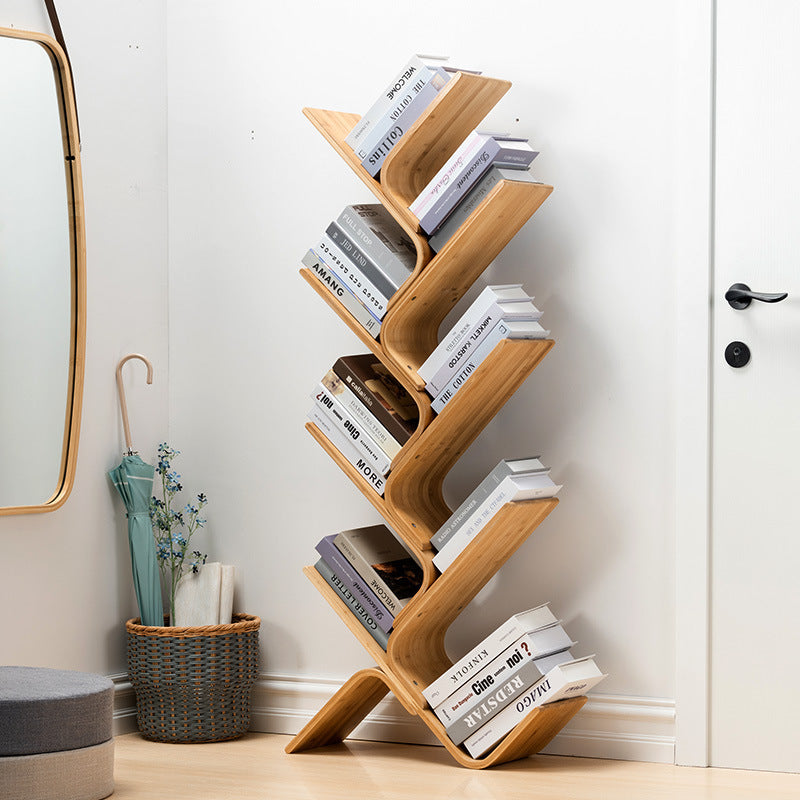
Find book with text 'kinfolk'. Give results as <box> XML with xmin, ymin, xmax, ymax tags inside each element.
<box><xmin>462</xmin><ymin>656</ymin><xmax>607</xmax><ymax>759</ymax></box>
<box><xmin>422</xmin><ymin>603</ymin><xmax>559</xmax><ymax>707</ymax></box>
<box><xmin>334</xmin><ymin>524</ymin><xmax>423</xmax><ymax>617</ymax></box>
<box><xmin>432</xmin><ymin>471</ymin><xmax>562</xmax><ymax>573</ymax></box>
<box><xmin>430</xmin><ymin>457</ymin><xmax>549</xmax><ymax>552</ymax></box>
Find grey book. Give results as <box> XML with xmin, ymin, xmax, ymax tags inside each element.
<box><xmin>429</xmin><ymin>167</ymin><xmax>544</xmax><ymax>253</ymax></box>
<box><xmin>337</xmin><ymin>204</ymin><xmax>416</xmax><ymax>289</ymax></box>
<box><xmin>325</xmin><ymin>221</ymin><xmax>398</xmax><ymax>301</ymax></box>
<box><xmin>431</xmin><ymin>457</ymin><xmax>548</xmax><ymax>551</ymax></box>
<box><xmin>313</xmin><ymin>557</ymin><xmax>389</xmax><ymax>651</ymax></box>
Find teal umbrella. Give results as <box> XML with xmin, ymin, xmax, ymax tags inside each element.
<box><xmin>109</xmin><ymin>453</ymin><xmax>162</xmax><ymax>626</ymax></box>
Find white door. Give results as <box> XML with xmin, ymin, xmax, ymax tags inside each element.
<box><xmin>711</xmin><ymin>0</ymin><xmax>800</xmax><ymax>772</ymax></box>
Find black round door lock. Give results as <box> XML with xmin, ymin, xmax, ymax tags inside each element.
<box><xmin>725</xmin><ymin>341</ymin><xmax>751</xmax><ymax>368</ymax></box>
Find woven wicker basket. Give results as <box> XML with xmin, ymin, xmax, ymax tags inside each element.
<box><xmin>126</xmin><ymin>613</ymin><xmax>260</xmax><ymax>743</ymax></box>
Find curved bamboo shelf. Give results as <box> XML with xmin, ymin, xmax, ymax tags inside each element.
<box><xmin>289</xmin><ymin>71</ymin><xmax>584</xmax><ymax>768</ymax></box>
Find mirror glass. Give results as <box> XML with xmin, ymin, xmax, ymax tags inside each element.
<box><xmin>0</xmin><ymin>29</ymin><xmax>85</xmax><ymax>512</ymax></box>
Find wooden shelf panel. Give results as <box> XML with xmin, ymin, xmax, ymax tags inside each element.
<box><xmin>385</xmin><ymin>338</ymin><xmax>554</xmax><ymax>550</ymax></box>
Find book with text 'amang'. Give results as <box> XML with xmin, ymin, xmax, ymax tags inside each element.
<box><xmin>432</xmin><ymin>471</ymin><xmax>562</xmax><ymax>573</ymax></box>
<box><xmin>334</xmin><ymin>524</ymin><xmax>423</xmax><ymax>617</ymax></box>
<box><xmin>332</xmin><ymin>354</ymin><xmax>419</xmax><ymax>446</ymax></box>
<box><xmin>313</xmin><ymin>557</ymin><xmax>389</xmax><ymax>651</ymax></box>
<box><xmin>462</xmin><ymin>656</ymin><xmax>607</xmax><ymax>759</ymax></box>
<box><xmin>422</xmin><ymin>603</ymin><xmax>559</xmax><ymax>707</ymax></box>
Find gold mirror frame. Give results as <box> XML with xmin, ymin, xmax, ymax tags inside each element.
<box><xmin>0</xmin><ymin>26</ymin><xmax>86</xmax><ymax>515</ymax></box>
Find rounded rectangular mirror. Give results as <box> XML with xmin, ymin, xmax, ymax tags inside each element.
<box><xmin>0</xmin><ymin>27</ymin><xmax>85</xmax><ymax>514</ymax></box>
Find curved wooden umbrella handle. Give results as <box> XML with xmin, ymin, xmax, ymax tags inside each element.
<box><xmin>116</xmin><ymin>354</ymin><xmax>153</xmax><ymax>453</ymax></box>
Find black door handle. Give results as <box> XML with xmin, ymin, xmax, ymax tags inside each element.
<box><xmin>725</xmin><ymin>282</ymin><xmax>788</xmax><ymax>309</ymax></box>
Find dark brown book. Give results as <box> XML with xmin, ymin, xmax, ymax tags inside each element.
<box><xmin>332</xmin><ymin>354</ymin><xmax>419</xmax><ymax>445</ymax></box>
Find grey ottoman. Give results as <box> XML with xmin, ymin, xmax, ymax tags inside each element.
<box><xmin>0</xmin><ymin>666</ymin><xmax>114</xmax><ymax>800</ymax></box>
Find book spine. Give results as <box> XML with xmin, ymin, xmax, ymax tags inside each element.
<box><xmin>302</xmin><ymin>249</ymin><xmax>381</xmax><ymax>339</ymax></box>
<box><xmin>312</xmin><ymin>384</ymin><xmax>393</xmax><ymax>476</ymax></box>
<box><xmin>337</xmin><ymin>205</ymin><xmax>415</xmax><ymax>288</ymax></box>
<box><xmin>316</xmin><ymin>234</ymin><xmax>390</xmax><ymax>318</ymax></box>
<box><xmin>409</xmin><ymin>132</ymin><xmax>484</xmax><ymax>218</ymax></box>
<box><xmin>430</xmin><ymin>462</ymin><xmax>515</xmax><ymax>550</ymax></box>
<box><xmin>315</xmin><ymin>535</ymin><xmax>394</xmax><ymax>632</ymax></box>
<box><xmin>430</xmin><ymin>321</ymin><xmax>512</xmax><ymax>413</ymax></box>
<box><xmin>462</xmin><ymin>664</ymin><xmax>606</xmax><ymax>758</ymax></box>
<box><xmin>307</xmin><ymin>406</ymin><xmax>386</xmax><ymax>496</ymax></box>
<box><xmin>360</xmin><ymin>71</ymin><xmax>450</xmax><ymax>177</ymax></box>
<box><xmin>334</xmin><ymin>532</ymin><xmax>404</xmax><ymax>616</ymax></box>
<box><xmin>332</xmin><ymin>358</ymin><xmax>415</xmax><ymax>445</ymax></box>
<box><xmin>417</xmin><ymin>139</ymin><xmax>502</xmax><ymax>234</ymax></box>
<box><xmin>345</xmin><ymin>56</ymin><xmax>430</xmax><ymax>148</ymax></box>
<box><xmin>443</xmin><ymin>658</ymin><xmax>547</xmax><ymax>745</ymax></box>
<box><xmin>313</xmin><ymin>558</ymin><xmax>389</xmax><ymax>651</ymax></box>
<box><xmin>326</xmin><ymin>222</ymin><xmax>399</xmax><ymax>298</ymax></box>
<box><xmin>322</xmin><ymin>370</ymin><xmax>402</xmax><ymax>459</ymax></box>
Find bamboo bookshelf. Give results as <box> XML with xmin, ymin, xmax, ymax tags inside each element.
<box><xmin>287</xmin><ymin>71</ymin><xmax>586</xmax><ymax>769</ymax></box>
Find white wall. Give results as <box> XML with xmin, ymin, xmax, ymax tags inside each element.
<box><xmin>167</xmin><ymin>0</ymin><xmax>684</xmax><ymax>755</ymax></box>
<box><xmin>0</xmin><ymin>0</ymin><xmax>169</xmax><ymax>673</ymax></box>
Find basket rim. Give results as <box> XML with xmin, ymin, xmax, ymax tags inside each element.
<box><xmin>126</xmin><ymin>612</ymin><xmax>260</xmax><ymax>638</ymax></box>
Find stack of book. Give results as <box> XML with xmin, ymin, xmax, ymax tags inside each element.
<box><xmin>408</xmin><ymin>129</ymin><xmax>540</xmax><ymax>242</ymax></box>
<box><xmin>417</xmin><ymin>284</ymin><xmax>549</xmax><ymax>414</ymax></box>
<box><xmin>313</xmin><ymin>524</ymin><xmax>424</xmax><ymax>650</ymax></box>
<box><xmin>422</xmin><ymin>604</ymin><xmax>606</xmax><ymax>758</ymax></box>
<box><xmin>303</xmin><ymin>204</ymin><xmax>417</xmax><ymax>339</ymax></box>
<box><xmin>431</xmin><ymin>457</ymin><xmax>562</xmax><ymax>573</ymax></box>
<box><xmin>346</xmin><ymin>54</ymin><xmax>470</xmax><ymax>178</ymax></box>
<box><xmin>307</xmin><ymin>353</ymin><xmax>419</xmax><ymax>496</ymax></box>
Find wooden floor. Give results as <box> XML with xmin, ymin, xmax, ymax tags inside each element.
<box><xmin>112</xmin><ymin>732</ymin><xmax>800</xmax><ymax>799</ymax></box>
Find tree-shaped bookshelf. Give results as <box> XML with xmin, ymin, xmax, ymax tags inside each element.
<box><xmin>287</xmin><ymin>72</ymin><xmax>586</xmax><ymax>769</ymax></box>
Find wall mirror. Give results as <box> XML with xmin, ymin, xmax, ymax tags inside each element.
<box><xmin>0</xmin><ymin>26</ymin><xmax>85</xmax><ymax>514</ymax></box>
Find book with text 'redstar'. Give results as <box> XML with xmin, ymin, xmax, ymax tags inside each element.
<box><xmin>462</xmin><ymin>656</ymin><xmax>607</xmax><ymax>758</ymax></box>
<box><xmin>418</xmin><ymin>284</ymin><xmax>531</xmax><ymax>389</ymax></box>
<box><xmin>313</xmin><ymin>557</ymin><xmax>389</xmax><ymax>651</ymax></box>
<box><xmin>312</xmin><ymin>381</ymin><xmax>393</xmax><ymax>476</ymax></box>
<box><xmin>429</xmin><ymin>167</ymin><xmax>544</xmax><ymax>253</ymax></box>
<box><xmin>422</xmin><ymin>603</ymin><xmax>559</xmax><ymax>707</ymax></box>
<box><xmin>321</xmin><ymin>369</ymin><xmax>402</xmax><ymax>460</ymax></box>
<box><xmin>334</xmin><ymin>525</ymin><xmax>423</xmax><ymax>617</ymax></box>
<box><xmin>409</xmin><ymin>131</ymin><xmax>539</xmax><ymax>234</ymax></box>
<box><xmin>336</xmin><ymin>204</ymin><xmax>417</xmax><ymax>291</ymax></box>
<box><xmin>441</xmin><ymin>636</ymin><xmax>575</xmax><ymax>745</ymax></box>
<box><xmin>430</xmin><ymin>457</ymin><xmax>549</xmax><ymax>551</ymax></box>
<box><xmin>423</xmin><ymin>297</ymin><xmax>543</xmax><ymax>396</ymax></box>
<box><xmin>345</xmin><ymin>54</ymin><xmax>450</xmax><ymax>149</ymax></box>
<box><xmin>301</xmin><ymin>249</ymin><xmax>381</xmax><ymax>339</ymax></box>
<box><xmin>432</xmin><ymin>471</ymin><xmax>562</xmax><ymax>573</ymax></box>
<box><xmin>359</xmin><ymin>67</ymin><xmax>452</xmax><ymax>176</ymax></box>
<box><xmin>306</xmin><ymin>404</ymin><xmax>386</xmax><ymax>496</ymax></box>
<box><xmin>430</xmin><ymin>318</ymin><xmax>550</xmax><ymax>414</ymax></box>
<box><xmin>315</xmin><ymin>534</ymin><xmax>394</xmax><ymax>633</ymax></box>
<box><xmin>316</xmin><ymin>231</ymin><xmax>391</xmax><ymax>318</ymax></box>
<box><xmin>332</xmin><ymin>354</ymin><xmax>419</xmax><ymax>446</ymax></box>
<box><xmin>434</xmin><ymin>628</ymin><xmax>574</xmax><ymax>730</ymax></box>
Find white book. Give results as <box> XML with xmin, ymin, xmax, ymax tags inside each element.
<box><xmin>311</xmin><ymin>383</ymin><xmax>393</xmax><ymax>476</ymax></box>
<box><xmin>422</xmin><ymin>603</ymin><xmax>558</xmax><ymax>707</ymax></box>
<box><xmin>345</xmin><ymin>55</ymin><xmax>449</xmax><ymax>148</ymax></box>
<box><xmin>432</xmin><ymin>472</ymin><xmax>562</xmax><ymax>573</ymax></box>
<box><xmin>424</xmin><ymin>299</ymin><xmax>543</xmax><ymax>396</ymax></box>
<box><xmin>316</xmin><ymin>233</ymin><xmax>391</xmax><ymax>319</ymax></box>
<box><xmin>430</xmin><ymin>319</ymin><xmax>550</xmax><ymax>414</ymax></box>
<box><xmin>301</xmin><ymin>249</ymin><xmax>381</xmax><ymax>339</ymax></box>
<box><xmin>462</xmin><ymin>656</ymin><xmax>607</xmax><ymax>759</ymax></box>
<box><xmin>434</xmin><ymin>635</ymin><xmax>575</xmax><ymax>728</ymax></box>
<box><xmin>321</xmin><ymin>369</ymin><xmax>402</xmax><ymax>460</ymax></box>
<box><xmin>307</xmin><ymin>405</ymin><xmax>386</xmax><ymax>496</ymax></box>
<box><xmin>418</xmin><ymin>285</ymin><xmax>531</xmax><ymax>385</ymax></box>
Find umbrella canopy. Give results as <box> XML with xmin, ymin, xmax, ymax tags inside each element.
<box><xmin>109</xmin><ymin>454</ymin><xmax>162</xmax><ymax>626</ymax></box>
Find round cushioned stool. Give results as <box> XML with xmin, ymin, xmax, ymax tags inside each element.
<box><xmin>0</xmin><ymin>666</ymin><xmax>114</xmax><ymax>800</ymax></box>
